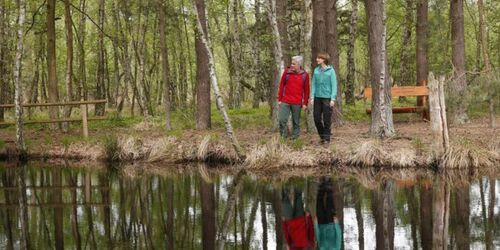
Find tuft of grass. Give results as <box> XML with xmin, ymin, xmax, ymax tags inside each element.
<box><xmin>440</xmin><ymin>141</ymin><xmax>497</xmax><ymax>168</ymax></box>
<box><xmin>289</xmin><ymin>139</ymin><xmax>304</xmax><ymax>150</ymax></box>
<box><xmin>387</xmin><ymin>148</ymin><xmax>418</xmax><ymax>168</ymax></box>
<box><xmin>104</xmin><ymin>135</ymin><xmax>120</xmax><ymax>162</ymax></box>
<box><xmin>411</xmin><ymin>137</ymin><xmax>425</xmax><ymax>156</ymax></box>
<box><xmin>347</xmin><ymin>140</ymin><xmax>388</xmax><ymax>167</ymax></box>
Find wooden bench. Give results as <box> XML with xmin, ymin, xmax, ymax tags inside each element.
<box><xmin>364</xmin><ymin>85</ymin><xmax>429</xmax><ymax>119</ymax></box>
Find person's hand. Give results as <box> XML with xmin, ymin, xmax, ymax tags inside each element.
<box><xmin>330</xmin><ymin>100</ymin><xmax>336</xmax><ymax>108</ymax></box>
<box><xmin>309</xmin><ymin>99</ymin><xmax>313</xmax><ymax>105</ymax></box>
<box><xmin>302</xmin><ymin>105</ymin><xmax>307</xmax><ymax>111</ymax></box>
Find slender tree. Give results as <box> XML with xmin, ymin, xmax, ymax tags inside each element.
<box><xmin>13</xmin><ymin>0</ymin><xmax>27</xmax><ymax>157</ymax></box>
<box><xmin>326</xmin><ymin>0</ymin><xmax>342</xmax><ymax>125</ymax></box>
<box><xmin>159</xmin><ymin>0</ymin><xmax>172</xmax><ymax>130</ymax></box>
<box><xmin>416</xmin><ymin>0</ymin><xmax>428</xmax><ymax>106</ymax></box>
<box><xmin>77</xmin><ymin>0</ymin><xmax>87</xmax><ymax>100</ymax></box>
<box><xmin>195</xmin><ymin>0</ymin><xmax>211</xmax><ymax>129</ymax></box>
<box><xmin>193</xmin><ymin>0</ymin><xmax>244</xmax><ymax>159</ymax></box>
<box><xmin>449</xmin><ymin>0</ymin><xmax>468</xmax><ymax>124</ymax></box>
<box><xmin>47</xmin><ymin>0</ymin><xmax>60</xmax><ymax>129</ymax></box>
<box><xmin>95</xmin><ymin>0</ymin><xmax>106</xmax><ymax>115</ymax></box>
<box><xmin>478</xmin><ymin>0</ymin><xmax>495</xmax><ymax>128</ymax></box>
<box><xmin>268</xmin><ymin>0</ymin><xmax>285</xmax><ymax>130</ymax></box>
<box><xmin>345</xmin><ymin>0</ymin><xmax>358</xmax><ymax>105</ymax></box>
<box><xmin>62</xmin><ymin>0</ymin><xmax>74</xmax><ymax>132</ymax></box>
<box><xmin>398</xmin><ymin>0</ymin><xmax>414</xmax><ymax>86</ymax></box>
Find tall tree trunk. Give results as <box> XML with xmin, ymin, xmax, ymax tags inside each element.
<box><xmin>252</xmin><ymin>0</ymin><xmax>262</xmax><ymax>108</ymax></box>
<box><xmin>95</xmin><ymin>0</ymin><xmax>106</xmax><ymax>116</ymax></box>
<box><xmin>398</xmin><ymin>0</ymin><xmax>413</xmax><ymax>87</ymax></box>
<box><xmin>268</xmin><ymin>0</ymin><xmax>285</xmax><ymax>131</ymax></box>
<box><xmin>276</xmin><ymin>0</ymin><xmax>289</xmax><ymax>65</ymax></box>
<box><xmin>449</xmin><ymin>0</ymin><xmax>468</xmax><ymax>124</ymax></box>
<box><xmin>326</xmin><ymin>0</ymin><xmax>343</xmax><ymax>126</ymax></box>
<box><xmin>14</xmin><ymin>0</ymin><xmax>27</xmax><ymax>157</ymax></box>
<box><xmin>195</xmin><ymin>0</ymin><xmax>211</xmax><ymax>129</ymax></box>
<box><xmin>136</xmin><ymin>6</ymin><xmax>152</xmax><ymax>118</ymax></box>
<box><xmin>311</xmin><ymin>0</ymin><xmax>326</xmax><ymax>70</ymax></box>
<box><xmin>231</xmin><ymin>0</ymin><xmax>242</xmax><ymax>109</ymax></box>
<box><xmin>365</xmin><ymin>0</ymin><xmax>395</xmax><ymax>138</ymax></box>
<box><xmin>62</xmin><ymin>0</ymin><xmax>74</xmax><ymax>132</ymax></box>
<box><xmin>345</xmin><ymin>0</ymin><xmax>358</xmax><ymax>105</ymax></box>
<box><xmin>194</xmin><ymin>0</ymin><xmax>244</xmax><ymax>159</ymax></box>
<box><xmin>78</xmin><ymin>0</ymin><xmax>87</xmax><ymax>100</ymax></box>
<box><xmin>47</xmin><ymin>0</ymin><xmax>60</xmax><ymax>129</ymax></box>
<box><xmin>158</xmin><ymin>0</ymin><xmax>172</xmax><ymax>130</ymax></box>
<box><xmin>0</xmin><ymin>0</ymin><xmax>6</xmax><ymax>122</ymax></box>
<box><xmin>200</xmin><ymin>179</ymin><xmax>216</xmax><ymax>250</ymax></box>
<box><xmin>478</xmin><ymin>0</ymin><xmax>495</xmax><ymax>128</ymax></box>
<box><xmin>485</xmin><ymin>178</ymin><xmax>496</xmax><ymax>250</ymax></box>
<box><xmin>416</xmin><ymin>0</ymin><xmax>428</xmax><ymax>106</ymax></box>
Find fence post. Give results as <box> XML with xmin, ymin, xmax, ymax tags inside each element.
<box><xmin>81</xmin><ymin>101</ymin><xmax>88</xmax><ymax>138</ymax></box>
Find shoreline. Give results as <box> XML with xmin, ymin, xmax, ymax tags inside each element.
<box><xmin>1</xmin><ymin>119</ymin><xmax>498</xmax><ymax>172</ymax></box>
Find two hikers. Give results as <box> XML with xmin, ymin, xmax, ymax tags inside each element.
<box><xmin>280</xmin><ymin>178</ymin><xmax>342</xmax><ymax>250</ymax></box>
<box><xmin>278</xmin><ymin>53</ymin><xmax>338</xmax><ymax>144</ymax></box>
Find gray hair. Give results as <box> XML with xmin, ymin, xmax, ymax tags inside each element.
<box><xmin>291</xmin><ymin>55</ymin><xmax>303</xmax><ymax>66</ymax></box>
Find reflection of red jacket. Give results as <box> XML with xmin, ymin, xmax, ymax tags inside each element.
<box><xmin>282</xmin><ymin>214</ymin><xmax>315</xmax><ymax>250</ymax></box>
<box><xmin>278</xmin><ymin>68</ymin><xmax>310</xmax><ymax>106</ymax></box>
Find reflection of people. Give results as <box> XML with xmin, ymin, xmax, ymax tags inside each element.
<box><xmin>310</xmin><ymin>53</ymin><xmax>338</xmax><ymax>145</ymax></box>
<box><xmin>281</xmin><ymin>186</ymin><xmax>315</xmax><ymax>250</ymax></box>
<box><xmin>277</xmin><ymin>55</ymin><xmax>310</xmax><ymax>140</ymax></box>
<box><xmin>315</xmin><ymin>178</ymin><xmax>342</xmax><ymax>250</ymax></box>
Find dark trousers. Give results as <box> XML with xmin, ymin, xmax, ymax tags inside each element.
<box><xmin>313</xmin><ymin>98</ymin><xmax>333</xmax><ymax>142</ymax></box>
<box><xmin>282</xmin><ymin>188</ymin><xmax>305</xmax><ymax>219</ymax></box>
<box><xmin>316</xmin><ymin>178</ymin><xmax>335</xmax><ymax>224</ymax></box>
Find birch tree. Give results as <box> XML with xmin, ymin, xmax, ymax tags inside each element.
<box><xmin>193</xmin><ymin>0</ymin><xmax>244</xmax><ymax>160</ymax></box>
<box><xmin>268</xmin><ymin>0</ymin><xmax>285</xmax><ymax>131</ymax></box>
<box><xmin>345</xmin><ymin>0</ymin><xmax>358</xmax><ymax>105</ymax></box>
<box><xmin>14</xmin><ymin>0</ymin><xmax>27</xmax><ymax>157</ymax></box>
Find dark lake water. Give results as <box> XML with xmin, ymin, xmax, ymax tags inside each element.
<box><xmin>0</xmin><ymin>164</ymin><xmax>498</xmax><ymax>250</ymax></box>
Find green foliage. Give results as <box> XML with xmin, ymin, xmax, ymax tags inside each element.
<box><xmin>289</xmin><ymin>138</ymin><xmax>304</xmax><ymax>150</ymax></box>
<box><xmin>411</xmin><ymin>137</ymin><xmax>425</xmax><ymax>156</ymax></box>
<box><xmin>0</xmin><ymin>139</ymin><xmax>5</xmax><ymax>151</ymax></box>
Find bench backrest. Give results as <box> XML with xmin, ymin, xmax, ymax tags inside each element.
<box><xmin>364</xmin><ymin>86</ymin><xmax>429</xmax><ymax>98</ymax></box>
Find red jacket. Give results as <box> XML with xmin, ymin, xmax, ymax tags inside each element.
<box><xmin>282</xmin><ymin>214</ymin><xmax>316</xmax><ymax>250</ymax></box>
<box><xmin>278</xmin><ymin>68</ymin><xmax>310</xmax><ymax>106</ymax></box>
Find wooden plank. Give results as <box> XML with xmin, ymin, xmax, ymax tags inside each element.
<box><xmin>364</xmin><ymin>86</ymin><xmax>429</xmax><ymax>98</ymax></box>
<box><xmin>0</xmin><ymin>117</ymin><xmax>107</xmax><ymax>126</ymax></box>
<box><xmin>0</xmin><ymin>99</ymin><xmax>107</xmax><ymax>108</ymax></box>
<box><xmin>366</xmin><ymin>106</ymin><xmax>426</xmax><ymax>114</ymax></box>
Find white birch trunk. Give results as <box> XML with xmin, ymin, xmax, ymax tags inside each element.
<box><xmin>14</xmin><ymin>0</ymin><xmax>27</xmax><ymax>156</ymax></box>
<box><xmin>378</xmin><ymin>0</ymin><xmax>388</xmax><ymax>138</ymax></box>
<box><xmin>193</xmin><ymin>0</ymin><xmax>244</xmax><ymax>160</ymax></box>
<box><xmin>267</xmin><ymin>0</ymin><xmax>285</xmax><ymax>131</ymax></box>
<box><xmin>303</xmin><ymin>0</ymin><xmax>316</xmax><ymax>133</ymax></box>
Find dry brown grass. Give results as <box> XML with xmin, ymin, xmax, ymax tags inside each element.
<box><xmin>387</xmin><ymin>148</ymin><xmax>419</xmax><ymax>168</ymax></box>
<box><xmin>244</xmin><ymin>137</ymin><xmax>318</xmax><ymax>170</ymax></box>
<box><xmin>347</xmin><ymin>140</ymin><xmax>388</xmax><ymax>167</ymax></box>
<box><xmin>440</xmin><ymin>142</ymin><xmax>498</xmax><ymax>169</ymax></box>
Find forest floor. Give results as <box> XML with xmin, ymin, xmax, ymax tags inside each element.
<box><xmin>0</xmin><ymin>110</ymin><xmax>498</xmax><ymax>176</ymax></box>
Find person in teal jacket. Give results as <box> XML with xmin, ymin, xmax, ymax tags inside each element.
<box><xmin>310</xmin><ymin>53</ymin><xmax>338</xmax><ymax>144</ymax></box>
<box><xmin>315</xmin><ymin>178</ymin><xmax>342</xmax><ymax>250</ymax></box>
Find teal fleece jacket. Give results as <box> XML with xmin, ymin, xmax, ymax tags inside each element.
<box><xmin>310</xmin><ymin>65</ymin><xmax>338</xmax><ymax>101</ymax></box>
<box><xmin>314</xmin><ymin>222</ymin><xmax>342</xmax><ymax>250</ymax></box>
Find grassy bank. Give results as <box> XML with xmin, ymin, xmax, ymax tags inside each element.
<box><xmin>0</xmin><ymin>104</ymin><xmax>498</xmax><ymax>171</ymax></box>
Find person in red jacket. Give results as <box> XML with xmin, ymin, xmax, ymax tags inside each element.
<box><xmin>277</xmin><ymin>55</ymin><xmax>310</xmax><ymax>140</ymax></box>
<box><xmin>281</xmin><ymin>186</ymin><xmax>316</xmax><ymax>250</ymax></box>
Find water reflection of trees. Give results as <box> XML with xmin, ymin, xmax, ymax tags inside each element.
<box><xmin>0</xmin><ymin>164</ymin><xmax>498</xmax><ymax>249</ymax></box>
